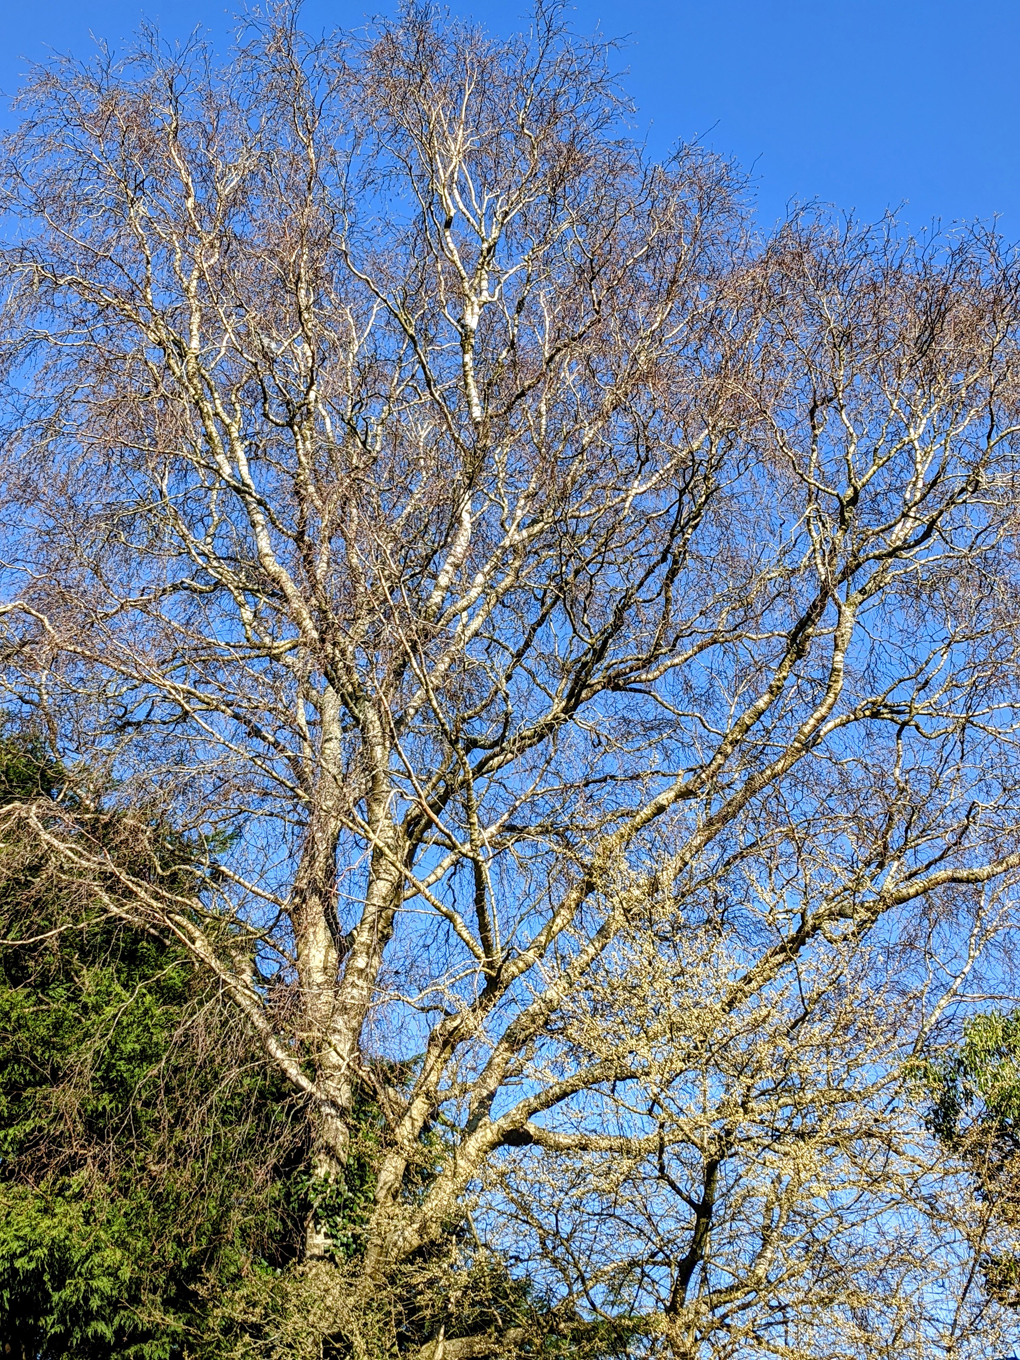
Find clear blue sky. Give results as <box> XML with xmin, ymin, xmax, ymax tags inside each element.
<box><xmin>1</xmin><ymin>0</ymin><xmax>1017</xmax><ymax>236</ymax></box>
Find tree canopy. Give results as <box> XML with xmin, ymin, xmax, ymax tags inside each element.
<box><xmin>3</xmin><ymin>4</ymin><xmax>1020</xmax><ymax>1356</ymax></box>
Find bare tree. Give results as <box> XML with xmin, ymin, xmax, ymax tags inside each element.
<box><xmin>487</xmin><ymin>877</ymin><xmax>1020</xmax><ymax>1359</ymax></box>
<box><xmin>3</xmin><ymin>4</ymin><xmax>1020</xmax><ymax>1352</ymax></box>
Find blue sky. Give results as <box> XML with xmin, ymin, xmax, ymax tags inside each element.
<box><xmin>1</xmin><ymin>0</ymin><xmax>1018</xmax><ymax>235</ymax></box>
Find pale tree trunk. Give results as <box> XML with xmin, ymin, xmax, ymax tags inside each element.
<box><xmin>294</xmin><ymin>837</ymin><xmax>346</xmax><ymax>1259</ymax></box>
<box><xmin>297</xmin><ymin>690</ymin><xmax>408</xmax><ymax>1257</ymax></box>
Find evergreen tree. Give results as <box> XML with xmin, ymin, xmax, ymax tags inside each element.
<box><xmin>0</xmin><ymin>731</ymin><xmax>307</xmax><ymax>1358</ymax></box>
<box><xmin>923</xmin><ymin>1012</ymin><xmax>1020</xmax><ymax>1310</ymax></box>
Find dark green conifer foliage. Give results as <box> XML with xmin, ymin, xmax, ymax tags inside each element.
<box><xmin>0</xmin><ymin>732</ymin><xmax>307</xmax><ymax>1358</ymax></box>
<box><xmin>923</xmin><ymin>1011</ymin><xmax>1020</xmax><ymax>1309</ymax></box>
